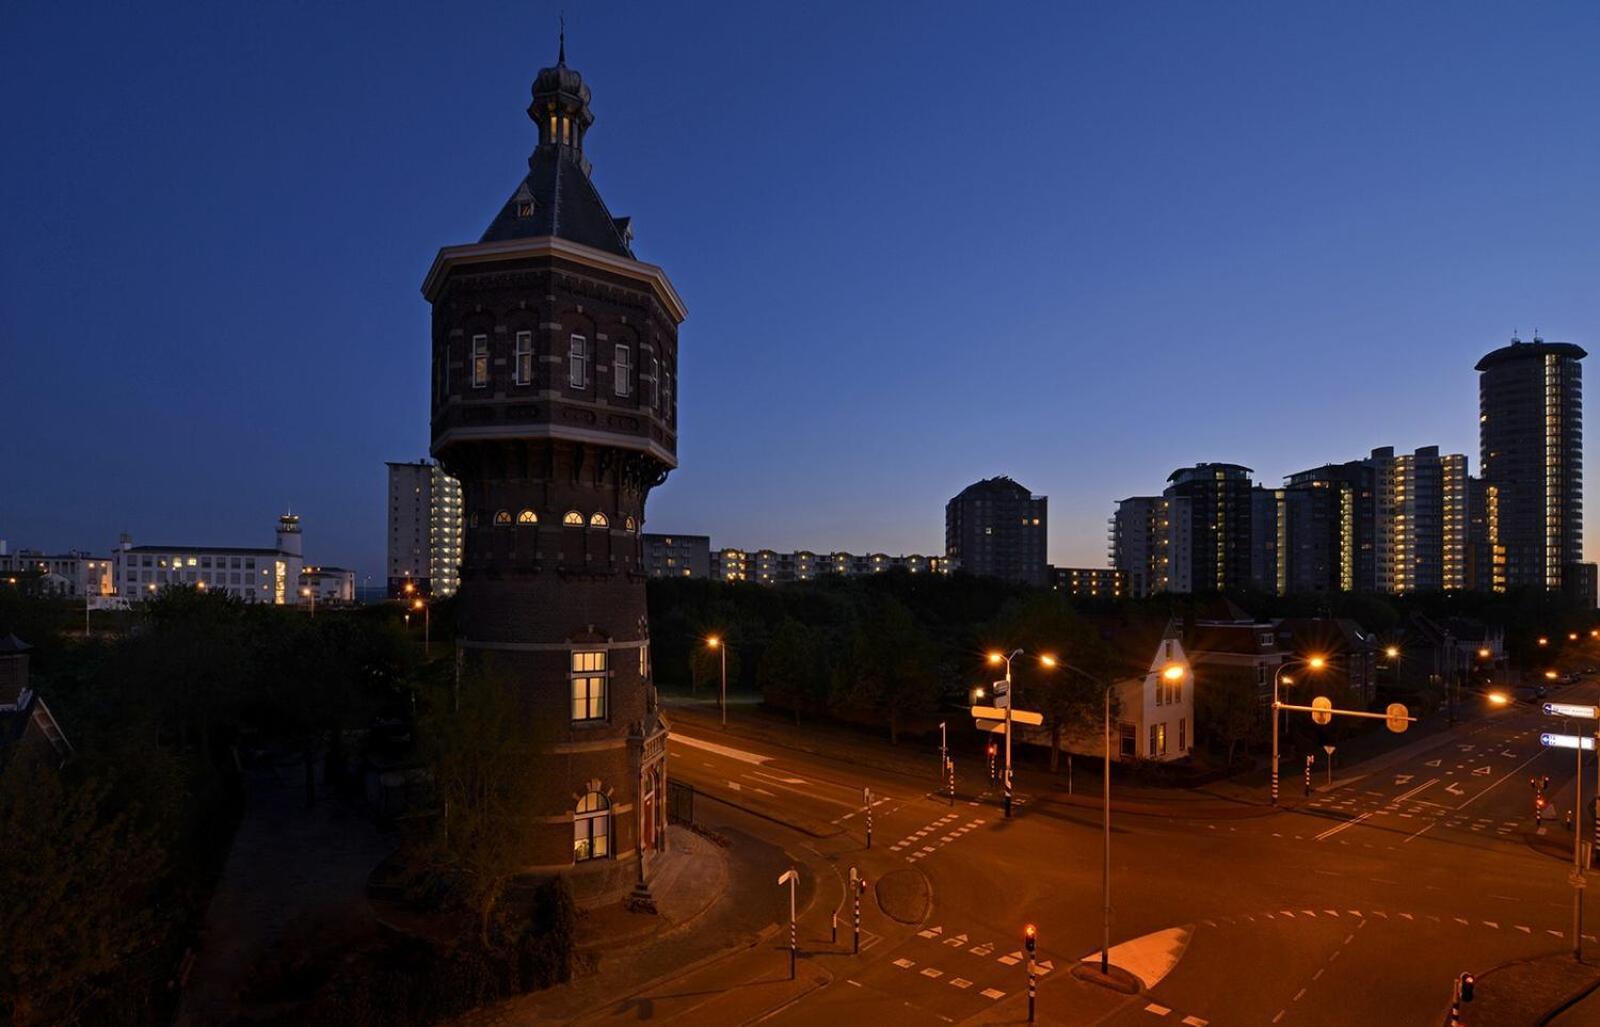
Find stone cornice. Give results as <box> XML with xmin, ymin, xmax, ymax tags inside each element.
<box><xmin>422</xmin><ymin>235</ymin><xmax>687</xmax><ymax>325</ymax></box>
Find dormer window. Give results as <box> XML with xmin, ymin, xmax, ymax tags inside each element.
<box><xmin>517</xmin><ymin>201</ymin><xmax>534</xmax><ymax>217</ymax></box>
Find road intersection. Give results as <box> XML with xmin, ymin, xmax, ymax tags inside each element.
<box><xmin>635</xmin><ymin>681</ymin><xmax>1600</xmax><ymax>1024</ymax></box>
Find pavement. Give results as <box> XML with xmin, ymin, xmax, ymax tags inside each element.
<box><xmin>1460</xmin><ymin>951</ymin><xmax>1600</xmax><ymax>1025</ymax></box>
<box><xmin>624</xmin><ymin>676</ymin><xmax>1600</xmax><ymax>1025</ymax></box>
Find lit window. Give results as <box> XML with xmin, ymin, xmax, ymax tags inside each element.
<box><xmin>516</xmin><ymin>509</ymin><xmax>537</xmax><ymax>525</ymax></box>
<box><xmin>590</xmin><ymin>512</ymin><xmax>609</xmax><ymax>528</ymax></box>
<box><xmin>614</xmin><ymin>344</ymin><xmax>633</xmax><ymax>397</ymax></box>
<box><xmin>493</xmin><ymin>510</ymin><xmax>512</xmax><ymax>526</ymax></box>
<box><xmin>573</xmin><ymin>790</ymin><xmax>611</xmax><ymax>862</ymax></box>
<box><xmin>563</xmin><ymin>510</ymin><xmax>584</xmax><ymax>527</ymax></box>
<box><xmin>624</xmin><ymin>515</ymin><xmax>637</xmax><ymax>532</ymax></box>
<box><xmin>571</xmin><ymin>650</ymin><xmax>608</xmax><ymax>722</ymax></box>
<box><xmin>471</xmin><ymin>335</ymin><xmax>489</xmax><ymax>388</ymax></box>
<box><xmin>569</xmin><ymin>334</ymin><xmax>588</xmax><ymax>389</ymax></box>
<box><xmin>514</xmin><ymin>331</ymin><xmax>534</xmax><ymax>385</ymax></box>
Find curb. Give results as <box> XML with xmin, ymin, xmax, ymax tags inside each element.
<box><xmin>1541</xmin><ymin>969</ymin><xmax>1600</xmax><ymax>1025</ymax></box>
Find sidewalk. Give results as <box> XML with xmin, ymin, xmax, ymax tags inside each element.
<box><xmin>461</xmin><ymin>811</ymin><xmax>812</xmax><ymax>1024</ymax></box>
<box><xmin>1458</xmin><ymin>951</ymin><xmax>1600</xmax><ymax>1026</ymax></box>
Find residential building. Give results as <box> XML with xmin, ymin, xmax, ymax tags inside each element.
<box><xmin>1477</xmin><ymin>335</ymin><xmax>1586</xmax><ymax>591</ymax></box>
<box><xmin>423</xmin><ymin>46</ymin><xmax>675</xmax><ymax>900</ymax></box>
<box><xmin>1111</xmin><ymin>495</ymin><xmax>1172</xmax><ymax>598</ymax></box>
<box><xmin>300</xmin><ymin>566</ymin><xmax>356</xmax><ymax>604</ymax></box>
<box><xmin>1273</xmin><ymin>617</ymin><xmax>1379</xmax><ymax>707</ymax></box>
<box><xmin>642</xmin><ymin>533</ymin><xmax>710</xmax><ymax>578</ymax></box>
<box><xmin>1249</xmin><ymin>486</ymin><xmax>1286</xmax><ymax>594</ymax></box>
<box><xmin>1181</xmin><ymin>618</ymin><xmax>1288</xmax><ymax>713</ymax></box>
<box><xmin>0</xmin><ymin>636</ymin><xmax>73</xmax><ymax>781</ymax></box>
<box><xmin>1464</xmin><ymin>475</ymin><xmax>1501</xmax><ymax>593</ymax></box>
<box><xmin>110</xmin><ymin>514</ymin><xmax>307</xmax><ymax>604</ymax></box>
<box><xmin>1057</xmin><ymin>619</ymin><xmax>1192</xmax><ymax>762</ymax></box>
<box><xmin>386</xmin><ymin>459</ymin><xmax>463</xmax><ymax>597</ymax></box>
<box><xmin>1367</xmin><ymin>446</ymin><xmax>1469</xmax><ymax>593</ymax></box>
<box><xmin>1163</xmin><ymin>463</ymin><xmax>1254</xmax><ymax>593</ymax></box>
<box><xmin>1282</xmin><ymin>460</ymin><xmax>1377</xmax><ymax>593</ymax></box>
<box><xmin>1571</xmin><ymin>563</ymin><xmax>1599</xmax><ymax>609</ymax></box>
<box><xmin>708</xmin><ymin>547</ymin><xmax>945</xmax><ymax>583</ymax></box>
<box><xmin>945</xmin><ymin>476</ymin><xmax>1048</xmax><ymax>586</ymax></box>
<box><xmin>1050</xmin><ymin>566</ymin><xmax>1125</xmax><ymax>600</ymax></box>
<box><xmin>0</xmin><ymin>550</ymin><xmax>113</xmax><ymax>598</ymax></box>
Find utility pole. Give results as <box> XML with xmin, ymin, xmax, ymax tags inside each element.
<box><xmin>779</xmin><ymin>868</ymin><xmax>798</xmax><ymax>979</ymax></box>
<box><xmin>850</xmin><ymin>865</ymin><xmax>863</xmax><ymax>954</ymax></box>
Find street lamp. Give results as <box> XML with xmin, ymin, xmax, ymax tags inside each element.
<box><xmin>413</xmin><ymin>598</ymin><xmax>429</xmax><ymax>655</ymax></box>
<box><xmin>707</xmin><ymin>635</ymin><xmax>727</xmax><ymax>728</ymax></box>
<box><xmin>1540</xmin><ymin>636</ymin><xmax>1550</xmax><ymax>647</ymax></box>
<box><xmin>301</xmin><ymin>586</ymin><xmax>316</xmax><ymax>618</ymax></box>
<box><xmin>1272</xmin><ymin>655</ymin><xmax>1328</xmax><ymax>806</ymax></box>
<box><xmin>986</xmin><ymin>649</ymin><xmax>1056</xmax><ymax>818</ymax></box>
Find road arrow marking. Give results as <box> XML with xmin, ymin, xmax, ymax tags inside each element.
<box><xmin>1446</xmin><ymin>782</ymin><xmax>1465</xmax><ymax>797</ymax></box>
<box><xmin>1425</xmin><ymin>759</ymin><xmax>1442</xmax><ymax>767</ymax></box>
<box><xmin>1395</xmin><ymin>774</ymin><xmax>1414</xmax><ymax>785</ymax></box>
<box><xmin>1473</xmin><ymin>766</ymin><xmax>1492</xmax><ymax>776</ymax></box>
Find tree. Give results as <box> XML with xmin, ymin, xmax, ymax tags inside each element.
<box><xmin>841</xmin><ymin>596</ymin><xmax>939</xmax><ymax>744</ymax></box>
<box><xmin>413</xmin><ymin>665</ymin><xmax>553</xmax><ymax>947</ymax></box>
<box><xmin>690</xmin><ymin>639</ymin><xmax>741</xmax><ymax>701</ymax></box>
<box><xmin>758</xmin><ymin>617</ymin><xmax>822</xmax><ymax>725</ymax></box>
<box><xmin>986</xmin><ymin>593</ymin><xmax>1112</xmax><ymax>772</ymax></box>
<box><xmin>0</xmin><ymin>765</ymin><xmax>165</xmax><ymax>1026</ymax></box>
<box><xmin>1194</xmin><ymin>669</ymin><xmax>1260</xmax><ymax>766</ymax></box>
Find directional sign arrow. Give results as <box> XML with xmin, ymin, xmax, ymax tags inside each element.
<box><xmin>1541</xmin><ymin>732</ymin><xmax>1597</xmax><ymax>751</ymax></box>
<box><xmin>1446</xmin><ymin>782</ymin><xmax>1465</xmax><ymax>797</ymax></box>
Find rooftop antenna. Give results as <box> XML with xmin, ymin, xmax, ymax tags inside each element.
<box><xmin>1534</xmin><ymin>327</ymin><xmax>1543</xmax><ymax>343</ymax></box>
<box><xmin>1512</xmin><ymin>328</ymin><xmax>1521</xmax><ymax>344</ymax></box>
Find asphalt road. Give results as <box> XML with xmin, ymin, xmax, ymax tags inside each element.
<box><xmin>650</xmin><ymin>682</ymin><xmax>1600</xmax><ymax>1026</ymax></box>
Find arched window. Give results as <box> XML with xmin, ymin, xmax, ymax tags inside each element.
<box><xmin>469</xmin><ymin>511</ymin><xmax>481</xmax><ymax>527</ymax></box>
<box><xmin>590</xmin><ymin>512</ymin><xmax>609</xmax><ymax>528</ymax></box>
<box><xmin>516</xmin><ymin>509</ymin><xmax>537</xmax><ymax>525</ymax></box>
<box><xmin>573</xmin><ymin>791</ymin><xmax>610</xmax><ymax>862</ymax></box>
<box><xmin>624</xmin><ymin>515</ymin><xmax>637</xmax><ymax>532</ymax></box>
<box><xmin>493</xmin><ymin>510</ymin><xmax>512</xmax><ymax>526</ymax></box>
<box><xmin>562</xmin><ymin>510</ymin><xmax>584</xmax><ymax>527</ymax></box>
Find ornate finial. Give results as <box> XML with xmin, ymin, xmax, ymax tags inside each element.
<box><xmin>558</xmin><ymin>12</ymin><xmax>566</xmax><ymax>65</ymax></box>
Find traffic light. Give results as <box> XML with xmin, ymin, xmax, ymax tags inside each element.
<box><xmin>988</xmin><ymin>743</ymin><xmax>997</xmax><ymax>758</ymax></box>
<box><xmin>857</xmin><ymin>876</ymin><xmax>868</xmax><ymax>896</ymax></box>
<box><xmin>1458</xmin><ymin>972</ymin><xmax>1474</xmax><ymax>1002</ymax></box>
<box><xmin>1024</xmin><ymin>923</ymin><xmax>1037</xmax><ymax>957</ymax></box>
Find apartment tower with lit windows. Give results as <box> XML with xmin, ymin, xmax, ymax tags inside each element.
<box><xmin>423</xmin><ymin>43</ymin><xmax>682</xmax><ymax>901</ymax></box>
<box><xmin>1476</xmin><ymin>335</ymin><xmax>1585</xmax><ymax>592</ymax></box>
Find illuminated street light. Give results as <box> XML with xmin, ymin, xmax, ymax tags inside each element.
<box><xmin>1478</xmin><ymin>648</ymin><xmax>1492</xmax><ymax>659</ymax></box>
<box><xmin>985</xmin><ymin>649</ymin><xmax>1056</xmax><ymax>818</ymax></box>
<box><xmin>707</xmin><ymin>635</ymin><xmax>727</xmax><ymax>728</ymax></box>
<box><xmin>1162</xmin><ymin>663</ymin><xmax>1185</xmax><ymax>683</ymax></box>
<box><xmin>1539</xmin><ymin>637</ymin><xmax>1550</xmax><ymax>647</ymax></box>
<box><xmin>411</xmin><ymin>598</ymin><xmax>429</xmax><ymax>655</ymax></box>
<box><xmin>1384</xmin><ymin>645</ymin><xmax>1400</xmax><ymax>660</ymax></box>
<box><xmin>1546</xmin><ymin>670</ymin><xmax>1559</xmax><ymax>681</ymax></box>
<box><xmin>1570</xmin><ymin>633</ymin><xmax>1580</xmax><ymax>642</ymax></box>
<box><xmin>1272</xmin><ymin>655</ymin><xmax>1329</xmax><ymax>806</ymax></box>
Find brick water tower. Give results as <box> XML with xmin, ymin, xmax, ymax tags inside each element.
<box><xmin>422</xmin><ymin>38</ymin><xmax>684</xmax><ymax>902</ymax></box>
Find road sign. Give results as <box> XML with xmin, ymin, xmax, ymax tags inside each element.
<box><xmin>1323</xmin><ymin>744</ymin><xmax>1336</xmax><ymax>757</ymax></box>
<box><xmin>1311</xmin><ymin>696</ymin><xmax>1333</xmax><ymax>725</ymax></box>
<box><xmin>1541</xmin><ymin>732</ymin><xmax>1597</xmax><ymax>751</ymax></box>
<box><xmin>1544</xmin><ymin>702</ymin><xmax>1600</xmax><ymax>720</ymax></box>
<box><xmin>994</xmin><ymin>691</ymin><xmax>1011</xmax><ymax>710</ymax></box>
<box><xmin>993</xmin><ymin>680</ymin><xmax>1009</xmax><ymax>696</ymax></box>
<box><xmin>1385</xmin><ymin>703</ymin><xmax>1410</xmax><ymax>734</ymax></box>
<box><xmin>778</xmin><ymin>869</ymin><xmax>797</xmax><ymax>885</ymax></box>
<box><xmin>971</xmin><ymin>705</ymin><xmax>1044</xmax><ymax>726</ymax></box>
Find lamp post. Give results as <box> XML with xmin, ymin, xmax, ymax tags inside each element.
<box><xmin>412</xmin><ymin>598</ymin><xmax>429</xmax><ymax>656</ymax></box>
<box><xmin>987</xmin><ymin>649</ymin><xmax>1056</xmax><ymax>818</ymax></box>
<box><xmin>302</xmin><ymin>586</ymin><xmax>316</xmax><ymax>618</ymax></box>
<box><xmin>1272</xmin><ymin>655</ymin><xmax>1327</xmax><ymax>806</ymax></box>
<box><xmin>707</xmin><ymin>635</ymin><xmax>727</xmax><ymax>728</ymax></box>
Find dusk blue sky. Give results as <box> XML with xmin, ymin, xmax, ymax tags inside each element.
<box><xmin>4</xmin><ymin>2</ymin><xmax>1599</xmax><ymax>581</ymax></box>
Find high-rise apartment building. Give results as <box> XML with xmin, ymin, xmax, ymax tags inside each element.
<box><xmin>1249</xmin><ymin>486</ymin><xmax>1286</xmax><ymax>594</ymax></box>
<box><xmin>386</xmin><ymin>460</ymin><xmax>463</xmax><ymax>597</ymax></box>
<box><xmin>945</xmin><ymin>477</ymin><xmax>1048</xmax><ymax>586</ymax></box>
<box><xmin>1163</xmin><ymin>464</ymin><xmax>1253</xmax><ymax>593</ymax></box>
<box><xmin>1477</xmin><ymin>335</ymin><xmax>1586</xmax><ymax>591</ymax></box>
<box><xmin>1281</xmin><ymin>460</ymin><xmax>1376</xmax><ymax>593</ymax></box>
<box><xmin>1366</xmin><ymin>446</ymin><xmax>1468</xmax><ymax>593</ymax></box>
<box><xmin>1111</xmin><ymin>496</ymin><xmax>1171</xmax><ymax>597</ymax></box>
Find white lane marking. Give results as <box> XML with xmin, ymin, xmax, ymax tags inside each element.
<box><xmin>921</xmin><ymin>967</ymin><xmax>943</xmax><ymax>979</ymax></box>
<box><xmin>1145</xmin><ymin>1003</ymin><xmax>1171</xmax><ymax>1016</ymax></box>
<box><xmin>673</xmin><ymin>733</ymin><xmax>769</xmax><ymax>764</ymax></box>
<box><xmin>981</xmin><ymin>988</ymin><xmax>1006</xmax><ymax>1000</ymax></box>
<box><xmin>1457</xmin><ymin>750</ymin><xmax>1546</xmax><ymax>811</ymax></box>
<box><xmin>893</xmin><ymin>958</ymin><xmax>915</xmax><ymax>968</ymax></box>
<box><xmin>950</xmin><ymin>978</ymin><xmax>972</xmax><ymax>989</ymax></box>
<box><xmin>749</xmin><ymin>769</ymin><xmax>807</xmax><ymax>786</ymax></box>
<box><xmin>1316</xmin><ymin>811</ymin><xmax>1375</xmax><ymax>841</ymax></box>
<box><xmin>1182</xmin><ymin>1018</ymin><xmax>1208</xmax><ymax>1026</ymax></box>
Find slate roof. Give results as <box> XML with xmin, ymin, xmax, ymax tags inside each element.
<box><xmin>479</xmin><ymin>145</ymin><xmax>635</xmax><ymax>258</ymax></box>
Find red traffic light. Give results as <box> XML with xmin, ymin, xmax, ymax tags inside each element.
<box><xmin>1024</xmin><ymin>924</ymin><xmax>1036</xmax><ymax>939</ymax></box>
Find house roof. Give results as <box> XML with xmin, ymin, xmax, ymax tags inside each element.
<box><xmin>0</xmin><ymin>634</ymin><xmax>32</xmax><ymax>655</ymax></box>
<box><xmin>1274</xmin><ymin>617</ymin><xmax>1377</xmax><ymax>656</ymax></box>
<box><xmin>479</xmin><ymin>144</ymin><xmax>635</xmax><ymax>257</ymax></box>
<box><xmin>1184</xmin><ymin>621</ymin><xmax>1283</xmax><ymax>657</ymax></box>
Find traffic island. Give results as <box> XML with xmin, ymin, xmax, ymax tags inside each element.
<box><xmin>874</xmin><ymin>867</ymin><xmax>931</xmax><ymax>925</ymax></box>
<box><xmin>1455</xmin><ymin>952</ymin><xmax>1600</xmax><ymax>1025</ymax></box>
<box><xmin>1069</xmin><ymin>961</ymin><xmax>1141</xmax><ymax>995</ymax></box>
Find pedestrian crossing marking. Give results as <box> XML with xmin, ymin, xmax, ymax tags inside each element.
<box><xmin>1145</xmin><ymin>1003</ymin><xmax>1172</xmax><ymax>1015</ymax></box>
<box><xmin>921</xmin><ymin>967</ymin><xmax>943</xmax><ymax>979</ymax></box>
<box><xmin>980</xmin><ymin>988</ymin><xmax>1006</xmax><ymax>1000</ymax></box>
<box><xmin>949</xmin><ymin>977</ymin><xmax>972</xmax><ymax>989</ymax></box>
<box><xmin>893</xmin><ymin>958</ymin><xmax>915</xmax><ymax>968</ymax></box>
<box><xmin>919</xmin><ymin>926</ymin><xmax>943</xmax><ymax>938</ymax></box>
<box><xmin>971</xmin><ymin>942</ymin><xmax>993</xmax><ymax>956</ymax></box>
